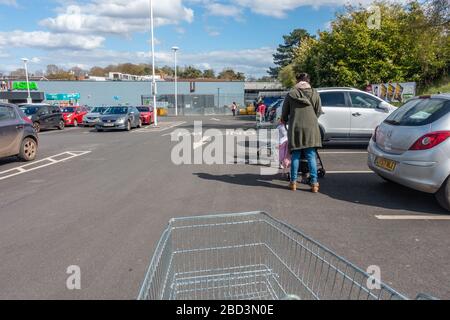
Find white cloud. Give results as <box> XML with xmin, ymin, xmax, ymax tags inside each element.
<box><xmin>0</xmin><ymin>31</ymin><xmax>105</xmax><ymax>50</ymax></box>
<box><xmin>41</xmin><ymin>0</ymin><xmax>194</xmax><ymax>35</ymax></box>
<box><xmin>205</xmin><ymin>26</ymin><xmax>221</xmax><ymax>37</ymax></box>
<box><xmin>205</xmin><ymin>3</ymin><xmax>242</xmax><ymax>18</ymax></box>
<box><xmin>4</xmin><ymin>46</ymin><xmax>274</xmax><ymax>77</ymax></box>
<box><xmin>0</xmin><ymin>0</ymin><xmax>17</xmax><ymax>6</ymax></box>
<box><xmin>233</xmin><ymin>0</ymin><xmax>384</xmax><ymax>18</ymax></box>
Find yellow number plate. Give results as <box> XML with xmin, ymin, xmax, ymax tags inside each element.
<box><xmin>375</xmin><ymin>157</ymin><xmax>397</xmax><ymax>171</ymax></box>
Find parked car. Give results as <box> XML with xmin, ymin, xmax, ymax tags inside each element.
<box><xmin>61</xmin><ymin>106</ymin><xmax>88</xmax><ymax>127</ymax></box>
<box><xmin>19</xmin><ymin>103</ymin><xmax>65</xmax><ymax>133</ymax></box>
<box><xmin>96</xmin><ymin>106</ymin><xmax>142</xmax><ymax>132</ymax></box>
<box><xmin>275</xmin><ymin>88</ymin><xmax>396</xmax><ymax>142</ymax></box>
<box><xmin>82</xmin><ymin>106</ymin><xmax>108</xmax><ymax>127</ymax></box>
<box><xmin>266</xmin><ymin>99</ymin><xmax>284</xmax><ymax>122</ymax></box>
<box><xmin>136</xmin><ymin>106</ymin><xmax>154</xmax><ymax>125</ymax></box>
<box><xmin>0</xmin><ymin>103</ymin><xmax>38</xmax><ymax>161</ymax></box>
<box><xmin>368</xmin><ymin>94</ymin><xmax>450</xmax><ymax>211</ymax></box>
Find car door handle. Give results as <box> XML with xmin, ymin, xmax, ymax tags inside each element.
<box><xmin>352</xmin><ymin>112</ymin><xmax>362</xmax><ymax>117</ymax></box>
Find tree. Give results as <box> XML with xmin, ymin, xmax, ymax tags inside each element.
<box><xmin>90</xmin><ymin>66</ymin><xmax>106</xmax><ymax>77</ymax></box>
<box><xmin>10</xmin><ymin>68</ymin><xmax>26</xmax><ymax>78</ymax></box>
<box><xmin>159</xmin><ymin>66</ymin><xmax>174</xmax><ymax>78</ymax></box>
<box><xmin>287</xmin><ymin>1</ymin><xmax>449</xmax><ymax>88</ymax></box>
<box><xmin>180</xmin><ymin>66</ymin><xmax>203</xmax><ymax>79</ymax></box>
<box><xmin>202</xmin><ymin>69</ymin><xmax>216</xmax><ymax>79</ymax></box>
<box><xmin>278</xmin><ymin>65</ymin><xmax>296</xmax><ymax>88</ymax></box>
<box><xmin>268</xmin><ymin>28</ymin><xmax>313</xmax><ymax>77</ymax></box>
<box><xmin>46</xmin><ymin>64</ymin><xmax>60</xmax><ymax>76</ymax></box>
<box><xmin>218</xmin><ymin>69</ymin><xmax>246</xmax><ymax>81</ymax></box>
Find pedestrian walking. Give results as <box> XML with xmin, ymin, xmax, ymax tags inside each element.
<box><xmin>231</xmin><ymin>102</ymin><xmax>237</xmax><ymax>116</ymax></box>
<box><xmin>281</xmin><ymin>73</ymin><xmax>322</xmax><ymax>193</ymax></box>
<box><xmin>257</xmin><ymin>101</ymin><xmax>266</xmax><ymax>123</ymax></box>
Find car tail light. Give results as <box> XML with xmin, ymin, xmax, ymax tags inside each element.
<box><xmin>409</xmin><ymin>131</ymin><xmax>450</xmax><ymax>150</ymax></box>
<box><xmin>372</xmin><ymin>126</ymin><xmax>379</xmax><ymax>142</ymax></box>
<box><xmin>22</xmin><ymin>115</ymin><xmax>32</xmax><ymax>124</ymax></box>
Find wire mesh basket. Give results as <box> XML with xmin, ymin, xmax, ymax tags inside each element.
<box><xmin>138</xmin><ymin>211</ymin><xmax>409</xmax><ymax>300</ymax></box>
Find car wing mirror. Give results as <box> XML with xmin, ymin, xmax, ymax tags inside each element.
<box><xmin>377</xmin><ymin>102</ymin><xmax>390</xmax><ymax>112</ymax></box>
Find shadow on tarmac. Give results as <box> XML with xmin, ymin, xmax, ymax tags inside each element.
<box><xmin>194</xmin><ymin>172</ymin><xmax>448</xmax><ymax>214</ymax></box>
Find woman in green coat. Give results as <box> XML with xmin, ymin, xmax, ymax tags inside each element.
<box><xmin>281</xmin><ymin>73</ymin><xmax>322</xmax><ymax>193</ymax></box>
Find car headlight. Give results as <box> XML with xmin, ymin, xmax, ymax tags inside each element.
<box><xmin>117</xmin><ymin>118</ymin><xmax>126</xmax><ymax>124</ymax></box>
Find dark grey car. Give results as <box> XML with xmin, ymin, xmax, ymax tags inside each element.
<box><xmin>0</xmin><ymin>103</ymin><xmax>39</xmax><ymax>161</ymax></box>
<box><xmin>96</xmin><ymin>106</ymin><xmax>142</xmax><ymax>132</ymax></box>
<box><xmin>19</xmin><ymin>103</ymin><xmax>65</xmax><ymax>133</ymax></box>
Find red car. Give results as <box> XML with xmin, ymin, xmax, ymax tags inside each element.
<box><xmin>137</xmin><ymin>106</ymin><xmax>154</xmax><ymax>125</ymax></box>
<box><xmin>61</xmin><ymin>106</ymin><xmax>88</xmax><ymax>127</ymax></box>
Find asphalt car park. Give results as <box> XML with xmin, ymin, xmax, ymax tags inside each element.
<box><xmin>0</xmin><ymin>115</ymin><xmax>448</xmax><ymax>300</ymax></box>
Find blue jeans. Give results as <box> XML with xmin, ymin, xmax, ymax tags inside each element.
<box><xmin>290</xmin><ymin>148</ymin><xmax>318</xmax><ymax>185</ymax></box>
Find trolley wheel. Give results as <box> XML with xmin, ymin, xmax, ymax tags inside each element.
<box><xmin>318</xmin><ymin>168</ymin><xmax>326</xmax><ymax>178</ymax></box>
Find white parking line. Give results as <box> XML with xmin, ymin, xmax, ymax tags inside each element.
<box><xmin>320</xmin><ymin>151</ymin><xmax>368</xmax><ymax>154</ymax></box>
<box><xmin>193</xmin><ymin>136</ymin><xmax>211</xmax><ymax>150</ymax></box>
<box><xmin>0</xmin><ymin>151</ymin><xmax>92</xmax><ymax>181</ymax></box>
<box><xmin>375</xmin><ymin>215</ymin><xmax>450</xmax><ymax>220</ymax></box>
<box><xmin>326</xmin><ymin>170</ymin><xmax>374</xmax><ymax>174</ymax></box>
<box><xmin>135</xmin><ymin>121</ymin><xmax>186</xmax><ymax>133</ymax></box>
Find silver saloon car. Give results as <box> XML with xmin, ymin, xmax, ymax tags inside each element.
<box><xmin>368</xmin><ymin>94</ymin><xmax>450</xmax><ymax>211</ymax></box>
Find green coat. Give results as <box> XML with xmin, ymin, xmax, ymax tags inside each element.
<box><xmin>281</xmin><ymin>87</ymin><xmax>322</xmax><ymax>151</ymax></box>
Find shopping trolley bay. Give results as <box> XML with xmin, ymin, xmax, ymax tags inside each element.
<box><xmin>0</xmin><ymin>116</ymin><xmax>448</xmax><ymax>299</ymax></box>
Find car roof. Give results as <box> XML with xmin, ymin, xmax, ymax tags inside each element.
<box><xmin>19</xmin><ymin>103</ymin><xmax>51</xmax><ymax>107</ymax></box>
<box><xmin>317</xmin><ymin>87</ymin><xmax>362</xmax><ymax>92</ymax></box>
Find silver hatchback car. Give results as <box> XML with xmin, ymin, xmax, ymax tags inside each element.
<box><xmin>368</xmin><ymin>94</ymin><xmax>450</xmax><ymax>211</ymax></box>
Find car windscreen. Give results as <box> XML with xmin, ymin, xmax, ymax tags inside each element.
<box><xmin>137</xmin><ymin>107</ymin><xmax>150</xmax><ymax>112</ymax></box>
<box><xmin>20</xmin><ymin>106</ymin><xmax>40</xmax><ymax>115</ymax></box>
<box><xmin>384</xmin><ymin>98</ymin><xmax>450</xmax><ymax>126</ymax></box>
<box><xmin>61</xmin><ymin>107</ymin><xmax>76</xmax><ymax>113</ymax></box>
<box><xmin>103</xmin><ymin>107</ymin><xmax>128</xmax><ymax>115</ymax></box>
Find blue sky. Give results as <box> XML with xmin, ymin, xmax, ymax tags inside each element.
<box><xmin>0</xmin><ymin>0</ymin><xmax>354</xmax><ymax>77</ymax></box>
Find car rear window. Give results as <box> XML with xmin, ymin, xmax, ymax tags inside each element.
<box><xmin>20</xmin><ymin>106</ymin><xmax>40</xmax><ymax>115</ymax></box>
<box><xmin>137</xmin><ymin>107</ymin><xmax>150</xmax><ymax>112</ymax></box>
<box><xmin>0</xmin><ymin>106</ymin><xmax>17</xmax><ymax>121</ymax></box>
<box><xmin>61</xmin><ymin>107</ymin><xmax>76</xmax><ymax>113</ymax></box>
<box><xmin>384</xmin><ymin>98</ymin><xmax>450</xmax><ymax>126</ymax></box>
<box><xmin>319</xmin><ymin>92</ymin><xmax>347</xmax><ymax>107</ymax></box>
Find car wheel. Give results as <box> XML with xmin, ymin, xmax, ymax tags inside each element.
<box><xmin>435</xmin><ymin>177</ymin><xmax>450</xmax><ymax>212</ymax></box>
<box><xmin>18</xmin><ymin>137</ymin><xmax>37</xmax><ymax>161</ymax></box>
<box><xmin>73</xmin><ymin>119</ymin><xmax>78</xmax><ymax>127</ymax></box>
<box><xmin>138</xmin><ymin>119</ymin><xmax>142</xmax><ymax>128</ymax></box>
<box><xmin>126</xmin><ymin>120</ymin><xmax>131</xmax><ymax>131</ymax></box>
<box><xmin>33</xmin><ymin>122</ymin><xmax>40</xmax><ymax>133</ymax></box>
<box><xmin>58</xmin><ymin>120</ymin><xmax>65</xmax><ymax>130</ymax></box>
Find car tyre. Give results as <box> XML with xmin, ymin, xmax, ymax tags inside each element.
<box><xmin>126</xmin><ymin>120</ymin><xmax>131</xmax><ymax>131</ymax></box>
<box><xmin>138</xmin><ymin>119</ymin><xmax>142</xmax><ymax>128</ymax></box>
<box><xmin>435</xmin><ymin>177</ymin><xmax>450</xmax><ymax>212</ymax></box>
<box><xmin>57</xmin><ymin>120</ymin><xmax>65</xmax><ymax>130</ymax></box>
<box><xmin>18</xmin><ymin>137</ymin><xmax>37</xmax><ymax>161</ymax></box>
<box><xmin>33</xmin><ymin>122</ymin><xmax>40</xmax><ymax>133</ymax></box>
<box><xmin>73</xmin><ymin>119</ymin><xmax>78</xmax><ymax>127</ymax></box>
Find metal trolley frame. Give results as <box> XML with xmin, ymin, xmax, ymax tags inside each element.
<box><xmin>138</xmin><ymin>212</ymin><xmax>412</xmax><ymax>300</ymax></box>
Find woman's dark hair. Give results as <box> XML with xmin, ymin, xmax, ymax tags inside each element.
<box><xmin>296</xmin><ymin>72</ymin><xmax>310</xmax><ymax>83</ymax></box>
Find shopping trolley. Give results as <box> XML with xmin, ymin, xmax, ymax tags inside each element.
<box><xmin>136</xmin><ymin>212</ymin><xmax>427</xmax><ymax>300</ymax></box>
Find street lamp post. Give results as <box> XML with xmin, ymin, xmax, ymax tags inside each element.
<box><xmin>150</xmin><ymin>0</ymin><xmax>158</xmax><ymax>127</ymax></box>
<box><xmin>171</xmin><ymin>46</ymin><xmax>179</xmax><ymax>116</ymax></box>
<box><xmin>22</xmin><ymin>58</ymin><xmax>32</xmax><ymax>104</ymax></box>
